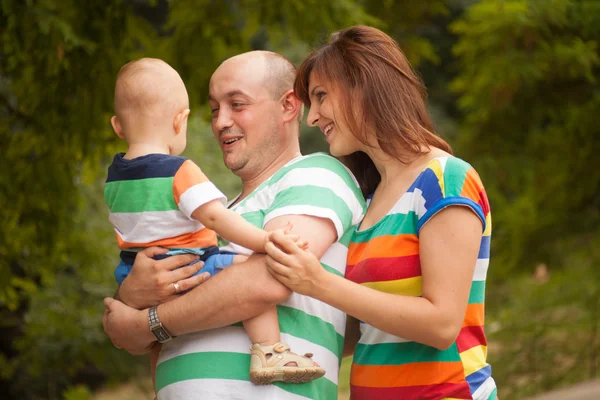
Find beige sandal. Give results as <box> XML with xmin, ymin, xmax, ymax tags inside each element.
<box><xmin>249</xmin><ymin>342</ymin><xmax>326</xmax><ymax>385</ymax></box>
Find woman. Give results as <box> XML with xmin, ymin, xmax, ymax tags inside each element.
<box><xmin>264</xmin><ymin>26</ymin><xmax>497</xmax><ymax>400</ymax></box>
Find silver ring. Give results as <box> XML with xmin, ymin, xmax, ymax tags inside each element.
<box><xmin>173</xmin><ymin>282</ymin><xmax>181</xmax><ymax>294</ymax></box>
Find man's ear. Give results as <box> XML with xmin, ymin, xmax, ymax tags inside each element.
<box><xmin>281</xmin><ymin>90</ymin><xmax>302</xmax><ymax>123</ymax></box>
<box><xmin>174</xmin><ymin>108</ymin><xmax>191</xmax><ymax>134</ymax></box>
<box><xmin>110</xmin><ymin>116</ymin><xmax>125</xmax><ymax>140</ymax></box>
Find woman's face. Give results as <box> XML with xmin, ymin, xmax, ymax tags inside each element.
<box><xmin>306</xmin><ymin>72</ymin><xmax>364</xmax><ymax>157</ymax></box>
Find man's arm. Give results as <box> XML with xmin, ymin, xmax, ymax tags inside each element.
<box><xmin>159</xmin><ymin>214</ymin><xmax>337</xmax><ymax>335</ymax></box>
<box><xmin>102</xmin><ymin>214</ymin><xmax>338</xmax><ymax>353</ymax></box>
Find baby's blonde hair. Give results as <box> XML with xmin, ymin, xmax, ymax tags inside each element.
<box><xmin>114</xmin><ymin>58</ymin><xmax>189</xmax><ymax>127</ymax></box>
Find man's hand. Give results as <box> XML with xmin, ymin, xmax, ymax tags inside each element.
<box><xmin>118</xmin><ymin>247</ymin><xmax>210</xmax><ymax>309</ymax></box>
<box><xmin>103</xmin><ymin>297</ymin><xmax>155</xmax><ymax>355</ymax></box>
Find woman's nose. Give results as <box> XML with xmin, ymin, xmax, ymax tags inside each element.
<box><xmin>307</xmin><ymin>106</ymin><xmax>319</xmax><ymax>127</ymax></box>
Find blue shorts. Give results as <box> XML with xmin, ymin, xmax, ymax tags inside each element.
<box><xmin>114</xmin><ymin>247</ymin><xmax>236</xmax><ymax>286</ymax></box>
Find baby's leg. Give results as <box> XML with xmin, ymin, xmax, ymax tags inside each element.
<box><xmin>150</xmin><ymin>343</ymin><xmax>161</xmax><ymax>394</ymax></box>
<box><xmin>243</xmin><ymin>306</ymin><xmax>280</xmax><ymax>346</ymax></box>
<box><xmin>245</xmin><ymin>308</ymin><xmax>325</xmax><ymax>385</ymax></box>
<box><xmin>233</xmin><ymin>254</ymin><xmax>249</xmax><ymax>264</ymax></box>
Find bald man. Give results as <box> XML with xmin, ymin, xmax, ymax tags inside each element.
<box><xmin>103</xmin><ymin>52</ymin><xmax>366</xmax><ymax>400</ymax></box>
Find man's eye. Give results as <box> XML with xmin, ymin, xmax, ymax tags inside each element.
<box><xmin>232</xmin><ymin>103</ymin><xmax>245</xmax><ymax>108</ymax></box>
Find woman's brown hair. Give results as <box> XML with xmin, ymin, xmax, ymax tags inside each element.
<box><xmin>294</xmin><ymin>25</ymin><xmax>452</xmax><ymax>197</ymax></box>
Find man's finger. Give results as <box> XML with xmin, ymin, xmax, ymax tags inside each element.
<box><xmin>177</xmin><ymin>272</ymin><xmax>210</xmax><ymax>293</ymax></box>
<box><xmin>162</xmin><ymin>254</ymin><xmax>200</xmax><ymax>271</ymax></box>
<box><xmin>138</xmin><ymin>246</ymin><xmax>170</xmax><ymax>259</ymax></box>
<box><xmin>172</xmin><ymin>261</ymin><xmax>205</xmax><ymax>281</ymax></box>
<box><xmin>104</xmin><ymin>297</ymin><xmax>115</xmax><ymax>309</ymax></box>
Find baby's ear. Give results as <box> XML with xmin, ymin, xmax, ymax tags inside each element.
<box><xmin>173</xmin><ymin>108</ymin><xmax>191</xmax><ymax>135</ymax></box>
<box><xmin>110</xmin><ymin>116</ymin><xmax>125</xmax><ymax>139</ymax></box>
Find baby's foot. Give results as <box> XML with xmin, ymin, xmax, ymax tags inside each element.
<box><xmin>249</xmin><ymin>342</ymin><xmax>325</xmax><ymax>385</ymax></box>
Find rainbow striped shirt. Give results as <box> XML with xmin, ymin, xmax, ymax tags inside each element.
<box><xmin>346</xmin><ymin>156</ymin><xmax>497</xmax><ymax>400</ymax></box>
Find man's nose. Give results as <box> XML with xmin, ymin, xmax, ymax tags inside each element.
<box><xmin>214</xmin><ymin>108</ymin><xmax>233</xmax><ymax>131</ymax></box>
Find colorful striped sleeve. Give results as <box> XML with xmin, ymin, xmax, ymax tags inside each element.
<box><xmin>416</xmin><ymin>157</ymin><xmax>488</xmax><ymax>233</ymax></box>
<box><xmin>172</xmin><ymin>160</ymin><xmax>226</xmax><ymax>219</ymax></box>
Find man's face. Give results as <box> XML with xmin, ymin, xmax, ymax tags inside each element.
<box><xmin>208</xmin><ymin>57</ymin><xmax>281</xmax><ymax>176</ymax></box>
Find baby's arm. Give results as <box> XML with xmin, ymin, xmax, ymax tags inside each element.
<box><xmin>192</xmin><ymin>200</ymin><xmax>268</xmax><ymax>253</ymax></box>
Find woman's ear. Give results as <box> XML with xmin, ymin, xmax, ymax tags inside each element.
<box><xmin>173</xmin><ymin>108</ymin><xmax>191</xmax><ymax>134</ymax></box>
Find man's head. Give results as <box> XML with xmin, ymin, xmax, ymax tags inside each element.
<box><xmin>111</xmin><ymin>58</ymin><xmax>190</xmax><ymax>156</ymax></box>
<box><xmin>208</xmin><ymin>51</ymin><xmax>302</xmax><ymax>179</ymax></box>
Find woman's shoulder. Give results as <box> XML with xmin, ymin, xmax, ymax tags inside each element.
<box><xmin>418</xmin><ymin>155</ymin><xmax>485</xmax><ymax>198</ymax></box>
<box><xmin>414</xmin><ymin>155</ymin><xmax>490</xmax><ymax>233</ymax></box>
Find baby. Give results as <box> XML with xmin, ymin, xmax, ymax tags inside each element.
<box><xmin>104</xmin><ymin>58</ymin><xmax>324</xmax><ymax>389</ymax></box>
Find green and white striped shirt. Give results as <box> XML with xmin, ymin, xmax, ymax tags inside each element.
<box><xmin>156</xmin><ymin>153</ymin><xmax>366</xmax><ymax>400</ymax></box>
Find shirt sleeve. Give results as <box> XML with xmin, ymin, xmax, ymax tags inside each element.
<box><xmin>416</xmin><ymin>157</ymin><xmax>490</xmax><ymax>234</ymax></box>
<box><xmin>172</xmin><ymin>160</ymin><xmax>227</xmax><ymax>219</ymax></box>
<box><xmin>263</xmin><ymin>156</ymin><xmax>366</xmax><ymax>240</ymax></box>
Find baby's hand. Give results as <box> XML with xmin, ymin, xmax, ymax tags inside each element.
<box><xmin>266</xmin><ymin>222</ymin><xmax>309</xmax><ymax>251</ymax></box>
<box><xmin>293</xmin><ymin>236</ymin><xmax>310</xmax><ymax>250</ymax></box>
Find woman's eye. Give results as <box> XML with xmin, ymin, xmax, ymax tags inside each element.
<box><xmin>316</xmin><ymin>92</ymin><xmax>326</xmax><ymax>102</ymax></box>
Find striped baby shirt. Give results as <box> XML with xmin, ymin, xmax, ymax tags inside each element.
<box><xmin>346</xmin><ymin>156</ymin><xmax>496</xmax><ymax>400</ymax></box>
<box><xmin>155</xmin><ymin>153</ymin><xmax>366</xmax><ymax>400</ymax></box>
<box><xmin>104</xmin><ymin>153</ymin><xmax>226</xmax><ymax>255</ymax></box>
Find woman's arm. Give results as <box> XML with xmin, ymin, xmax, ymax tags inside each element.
<box><xmin>266</xmin><ymin>206</ymin><xmax>482</xmax><ymax>350</ymax></box>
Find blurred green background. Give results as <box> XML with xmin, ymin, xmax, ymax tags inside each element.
<box><xmin>1</xmin><ymin>0</ymin><xmax>599</xmax><ymax>399</ymax></box>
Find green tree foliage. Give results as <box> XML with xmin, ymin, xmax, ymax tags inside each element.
<box><xmin>0</xmin><ymin>1</ymin><xmax>157</xmax><ymax>398</ymax></box>
<box><xmin>451</xmin><ymin>0</ymin><xmax>600</xmax><ymax>274</ymax></box>
<box><xmin>363</xmin><ymin>0</ymin><xmax>449</xmax><ymax>65</ymax></box>
<box><xmin>0</xmin><ymin>0</ymin><xmax>154</xmax><ymax>309</ymax></box>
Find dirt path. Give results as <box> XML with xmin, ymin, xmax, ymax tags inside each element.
<box><xmin>526</xmin><ymin>379</ymin><xmax>600</xmax><ymax>400</ymax></box>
